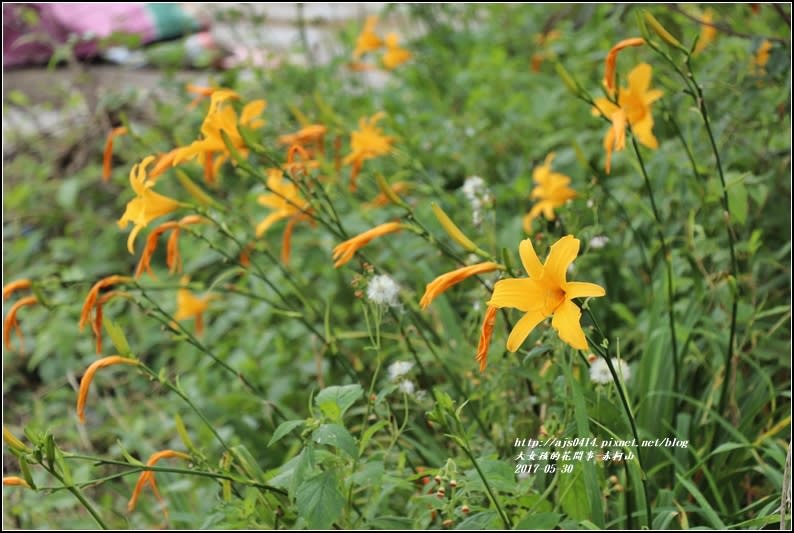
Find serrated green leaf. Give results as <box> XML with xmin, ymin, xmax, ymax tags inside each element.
<box><xmin>455</xmin><ymin>510</ymin><xmax>500</xmax><ymax>529</ymax></box>
<box><xmin>296</xmin><ymin>471</ymin><xmax>344</xmax><ymax>530</ymax></box>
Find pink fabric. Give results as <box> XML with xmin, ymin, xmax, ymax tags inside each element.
<box><xmin>4</xmin><ymin>4</ymin><xmax>154</xmax><ymax>67</ymax></box>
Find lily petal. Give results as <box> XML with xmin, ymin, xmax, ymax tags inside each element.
<box><xmin>551</xmin><ymin>300</ymin><xmax>588</xmax><ymax>350</ymax></box>
<box><xmin>488</xmin><ymin>278</ymin><xmax>544</xmax><ymax>312</ymax></box>
<box><xmin>564</xmin><ymin>282</ymin><xmax>606</xmax><ymax>299</ymax></box>
<box><xmin>506</xmin><ymin>310</ymin><xmax>547</xmax><ymax>352</ymax></box>
<box><xmin>544</xmin><ymin>235</ymin><xmax>580</xmax><ymax>287</ymax></box>
<box><xmin>519</xmin><ymin>239</ymin><xmax>544</xmax><ymax>279</ymax></box>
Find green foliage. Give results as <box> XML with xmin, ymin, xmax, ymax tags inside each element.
<box><xmin>3</xmin><ymin>3</ymin><xmax>790</xmax><ymax>530</ymax></box>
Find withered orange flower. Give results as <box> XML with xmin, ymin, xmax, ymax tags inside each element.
<box><xmin>91</xmin><ymin>291</ymin><xmax>132</xmax><ymax>355</ymax></box>
<box><xmin>79</xmin><ymin>275</ymin><xmax>132</xmax><ymax>332</ymax></box>
<box><xmin>3</xmin><ymin>476</ymin><xmax>31</xmax><ymax>489</ymax></box>
<box><xmin>3</xmin><ymin>295</ymin><xmax>38</xmax><ymax>352</ymax></box>
<box><xmin>332</xmin><ymin>222</ymin><xmax>403</xmax><ymax>268</ymax></box>
<box><xmin>102</xmin><ymin>126</ymin><xmax>128</xmax><ymax>182</ymax></box>
<box><xmin>475</xmin><ymin>305</ymin><xmax>498</xmax><ymax>372</ymax></box>
<box><xmin>603</xmin><ymin>37</ymin><xmax>645</xmax><ymax>93</ymax></box>
<box><xmin>419</xmin><ymin>262</ymin><xmax>503</xmax><ymax>310</ymax></box>
<box><xmin>3</xmin><ymin>279</ymin><xmax>31</xmax><ymax>300</ymax></box>
<box><xmin>76</xmin><ymin>355</ymin><xmax>140</xmax><ymax>423</ymax></box>
<box><xmin>128</xmin><ymin>449</ymin><xmax>191</xmax><ymax>520</ymax></box>
<box><xmin>283</xmin><ymin>144</ymin><xmax>321</xmax><ymax>177</ymax></box>
<box><xmin>135</xmin><ymin>215</ymin><xmax>204</xmax><ymax>279</ymax></box>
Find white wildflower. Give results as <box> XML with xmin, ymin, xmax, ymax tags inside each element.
<box><xmin>589</xmin><ymin>236</ymin><xmax>609</xmax><ymax>249</ymax></box>
<box><xmin>366</xmin><ymin>274</ymin><xmax>400</xmax><ymax>307</ymax></box>
<box><xmin>589</xmin><ymin>358</ymin><xmax>631</xmax><ymax>385</ymax></box>
<box><xmin>398</xmin><ymin>380</ymin><xmax>416</xmax><ymax>395</ymax></box>
<box><xmin>461</xmin><ymin>175</ymin><xmax>493</xmax><ymax>227</ymax></box>
<box><xmin>388</xmin><ymin>361</ymin><xmax>414</xmax><ymax>381</ymax></box>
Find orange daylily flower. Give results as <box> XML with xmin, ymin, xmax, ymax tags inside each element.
<box><xmin>593</xmin><ymin>63</ymin><xmax>663</xmax><ymax>173</ymax></box>
<box><xmin>693</xmin><ymin>9</ymin><xmax>717</xmax><ymax>55</ymax></box>
<box><xmin>185</xmin><ymin>83</ymin><xmax>216</xmax><ymax>109</ymax></box>
<box><xmin>128</xmin><ymin>449</ymin><xmax>191</xmax><ymax>520</ymax></box>
<box><xmin>523</xmin><ymin>153</ymin><xmax>577</xmax><ymax>231</ymax></box>
<box><xmin>174</xmin><ymin>277</ymin><xmax>214</xmax><ymax>336</ymax></box>
<box><xmin>79</xmin><ymin>275</ymin><xmax>132</xmax><ymax>332</ymax></box>
<box><xmin>3</xmin><ymin>295</ymin><xmax>38</xmax><ymax>352</ymax></box>
<box><xmin>488</xmin><ymin>236</ymin><xmax>605</xmax><ymax>352</ymax></box>
<box><xmin>603</xmin><ymin>37</ymin><xmax>645</xmax><ymax>93</ymax></box>
<box><xmin>118</xmin><ymin>157</ymin><xmax>182</xmax><ymax>253</ymax></box>
<box><xmin>419</xmin><ymin>262</ymin><xmax>503</xmax><ymax>310</ymax></box>
<box><xmin>343</xmin><ymin>112</ymin><xmax>394</xmax><ymax>191</ymax></box>
<box><xmin>382</xmin><ymin>32</ymin><xmax>412</xmax><ymax>70</ymax></box>
<box><xmin>3</xmin><ymin>476</ymin><xmax>31</xmax><ymax>489</ymax></box>
<box><xmin>332</xmin><ymin>222</ymin><xmax>403</xmax><ymax>268</ymax></box>
<box><xmin>173</xmin><ymin>91</ymin><xmax>266</xmax><ymax>183</ymax></box>
<box><xmin>475</xmin><ymin>305</ymin><xmax>498</xmax><ymax>372</ymax></box>
<box><xmin>353</xmin><ymin>16</ymin><xmax>383</xmax><ymax>59</ymax></box>
<box><xmin>102</xmin><ymin>126</ymin><xmax>128</xmax><ymax>182</ymax></box>
<box><xmin>256</xmin><ymin>169</ymin><xmax>312</xmax><ymax>239</ymax></box>
<box><xmin>149</xmin><ymin>149</ymin><xmax>180</xmax><ymax>181</ymax></box>
<box><xmin>135</xmin><ymin>215</ymin><xmax>204</xmax><ymax>279</ymax></box>
<box><xmin>76</xmin><ymin>355</ymin><xmax>140</xmax><ymax>423</ymax></box>
<box><xmin>3</xmin><ymin>279</ymin><xmax>31</xmax><ymax>300</ymax></box>
<box><xmin>753</xmin><ymin>40</ymin><xmax>773</xmax><ymax>76</ymax></box>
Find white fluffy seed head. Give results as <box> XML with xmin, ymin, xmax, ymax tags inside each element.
<box><xmin>589</xmin><ymin>358</ymin><xmax>631</xmax><ymax>384</ymax></box>
<box><xmin>366</xmin><ymin>274</ymin><xmax>400</xmax><ymax>307</ymax></box>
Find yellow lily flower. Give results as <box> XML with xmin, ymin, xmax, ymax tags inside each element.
<box><xmin>353</xmin><ymin>16</ymin><xmax>383</xmax><ymax>59</ymax></box>
<box><xmin>174</xmin><ymin>277</ymin><xmax>214</xmax><ymax>336</ymax></box>
<box><xmin>382</xmin><ymin>32</ymin><xmax>412</xmax><ymax>70</ymax></box>
<box><xmin>753</xmin><ymin>40</ymin><xmax>773</xmax><ymax>76</ymax></box>
<box><xmin>343</xmin><ymin>112</ymin><xmax>394</xmax><ymax>191</ymax></box>
<box><xmin>693</xmin><ymin>9</ymin><xmax>717</xmax><ymax>55</ymax></box>
<box><xmin>593</xmin><ymin>63</ymin><xmax>663</xmax><ymax>173</ymax></box>
<box><xmin>173</xmin><ymin>92</ymin><xmax>266</xmax><ymax>183</ymax></box>
<box><xmin>118</xmin><ymin>157</ymin><xmax>182</xmax><ymax>253</ymax></box>
<box><xmin>256</xmin><ymin>169</ymin><xmax>311</xmax><ymax>237</ymax></box>
<box><xmin>523</xmin><ymin>153</ymin><xmax>577</xmax><ymax>232</ymax></box>
<box><xmin>487</xmin><ymin>236</ymin><xmax>605</xmax><ymax>351</ymax></box>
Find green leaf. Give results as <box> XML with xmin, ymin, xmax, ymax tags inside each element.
<box><xmin>312</xmin><ymin>423</ymin><xmax>357</xmax><ymax>458</ymax></box>
<box><xmin>455</xmin><ymin>510</ymin><xmax>500</xmax><ymax>529</ymax></box>
<box><xmin>296</xmin><ymin>471</ymin><xmax>345</xmax><ymax>530</ymax></box>
<box><xmin>103</xmin><ymin>317</ymin><xmax>131</xmax><ymax>356</ymax></box>
<box><xmin>315</xmin><ymin>384</ymin><xmax>362</xmax><ymax>422</ymax></box>
<box><xmin>514</xmin><ymin>511</ymin><xmax>561</xmax><ymax>530</ymax></box>
<box><xmin>268</xmin><ymin>420</ymin><xmax>305</xmax><ymax>447</ymax></box>
<box><xmin>359</xmin><ymin>420</ymin><xmax>389</xmax><ymax>454</ymax></box>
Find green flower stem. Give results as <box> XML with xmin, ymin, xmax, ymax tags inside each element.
<box><xmin>684</xmin><ymin>57</ymin><xmax>740</xmax><ymax>420</ymax></box>
<box><xmin>40</xmin><ymin>463</ymin><xmax>108</xmax><ymax>529</ymax></box>
<box><xmin>138</xmin><ymin>363</ymin><xmax>232</xmax><ymax>454</ymax></box>
<box><xmin>459</xmin><ymin>439</ymin><xmax>513</xmax><ymax>529</ymax></box>
<box><xmin>64</xmin><ymin>455</ymin><xmax>287</xmax><ymax>495</ymax></box>
<box><xmin>628</xmin><ymin>132</ymin><xmax>681</xmax><ymax>397</ymax></box>
<box><xmin>134</xmin><ymin>284</ymin><xmax>269</xmax><ymax>398</ymax></box>
<box><xmin>584</xmin><ymin>309</ymin><xmax>652</xmax><ymax>528</ymax></box>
